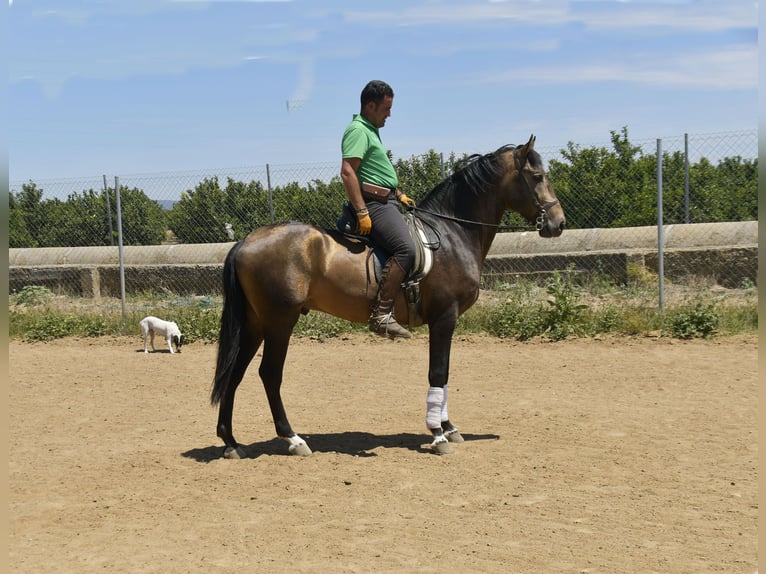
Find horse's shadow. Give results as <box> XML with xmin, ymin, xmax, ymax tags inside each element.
<box><xmin>182</xmin><ymin>431</ymin><xmax>500</xmax><ymax>462</ymax></box>
<box><xmin>134</xmin><ymin>348</ymin><xmax>175</xmax><ymax>354</ymax></box>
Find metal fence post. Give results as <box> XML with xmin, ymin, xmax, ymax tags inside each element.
<box><xmin>266</xmin><ymin>163</ymin><xmax>274</xmax><ymax>224</ymax></box>
<box><xmin>684</xmin><ymin>133</ymin><xmax>690</xmax><ymax>224</ymax></box>
<box><xmin>103</xmin><ymin>174</ymin><xmax>114</xmax><ymax>246</ymax></box>
<box><xmin>114</xmin><ymin>176</ymin><xmax>127</xmax><ymax>318</ymax></box>
<box><xmin>656</xmin><ymin>139</ymin><xmax>665</xmax><ymax>312</ymax></box>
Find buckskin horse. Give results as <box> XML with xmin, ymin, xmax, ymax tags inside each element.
<box><xmin>211</xmin><ymin>135</ymin><xmax>566</xmax><ymax>458</ymax></box>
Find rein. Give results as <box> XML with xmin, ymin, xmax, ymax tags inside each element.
<box><xmin>411</xmin><ymin>206</ymin><xmax>523</xmax><ymax>230</ymax></box>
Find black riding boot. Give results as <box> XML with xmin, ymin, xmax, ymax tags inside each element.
<box><xmin>370</xmin><ymin>258</ymin><xmax>412</xmax><ymax>339</ymax></box>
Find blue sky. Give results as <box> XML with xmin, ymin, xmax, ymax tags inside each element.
<box><xmin>8</xmin><ymin>0</ymin><xmax>758</xmax><ymax>183</ymax></box>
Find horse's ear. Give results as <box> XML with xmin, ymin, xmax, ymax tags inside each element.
<box><xmin>517</xmin><ymin>134</ymin><xmax>536</xmax><ymax>167</ymax></box>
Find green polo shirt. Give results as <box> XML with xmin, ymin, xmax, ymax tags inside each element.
<box><xmin>341</xmin><ymin>114</ymin><xmax>398</xmax><ymax>189</ymax></box>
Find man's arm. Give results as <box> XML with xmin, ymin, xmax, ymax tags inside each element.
<box><xmin>340</xmin><ymin>156</ymin><xmax>372</xmax><ymax>235</ymax></box>
<box><xmin>340</xmin><ymin>157</ymin><xmax>365</xmax><ymax>212</ymax></box>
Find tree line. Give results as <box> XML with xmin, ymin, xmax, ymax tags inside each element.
<box><xmin>9</xmin><ymin>128</ymin><xmax>757</xmax><ymax>248</ymax></box>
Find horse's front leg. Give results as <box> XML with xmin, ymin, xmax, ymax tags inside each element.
<box><xmin>439</xmin><ymin>385</ymin><xmax>464</xmax><ymax>444</ymax></box>
<box><xmin>426</xmin><ymin>311</ymin><xmax>463</xmax><ymax>454</ymax></box>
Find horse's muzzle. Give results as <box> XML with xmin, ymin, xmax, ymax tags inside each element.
<box><xmin>539</xmin><ymin>216</ymin><xmax>565</xmax><ymax>238</ymax></box>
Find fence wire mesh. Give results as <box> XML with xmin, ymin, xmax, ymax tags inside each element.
<box><xmin>9</xmin><ymin>129</ymin><xmax>758</xmax><ymax>303</ymax></box>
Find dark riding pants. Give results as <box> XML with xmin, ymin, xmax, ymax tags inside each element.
<box><xmin>366</xmin><ymin>200</ymin><xmax>416</xmax><ymax>273</ymax></box>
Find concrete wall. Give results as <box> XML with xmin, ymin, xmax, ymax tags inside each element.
<box><xmin>9</xmin><ymin>221</ymin><xmax>758</xmax><ymax>297</ymax></box>
<box><xmin>9</xmin><ymin>242</ymin><xmax>235</xmax><ymax>267</ymax></box>
<box><xmin>483</xmin><ymin>221</ymin><xmax>758</xmax><ymax>288</ymax></box>
<box><xmin>486</xmin><ymin>220</ymin><xmax>758</xmax><ymax>255</ymax></box>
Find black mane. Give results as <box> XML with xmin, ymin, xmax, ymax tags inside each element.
<box><xmin>418</xmin><ymin>143</ymin><xmax>531</xmax><ymax>216</ymax></box>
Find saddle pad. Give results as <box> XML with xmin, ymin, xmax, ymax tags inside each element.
<box><xmin>404</xmin><ymin>213</ymin><xmax>433</xmax><ymax>281</ymax></box>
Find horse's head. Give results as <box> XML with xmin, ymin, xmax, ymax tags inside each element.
<box><xmin>501</xmin><ymin>135</ymin><xmax>566</xmax><ymax>238</ymax></box>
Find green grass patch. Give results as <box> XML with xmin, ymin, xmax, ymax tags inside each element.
<box><xmin>9</xmin><ymin>272</ymin><xmax>757</xmax><ymax>343</ymax></box>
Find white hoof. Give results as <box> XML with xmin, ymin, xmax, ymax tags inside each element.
<box><xmin>430</xmin><ymin>438</ymin><xmax>452</xmax><ymax>455</ymax></box>
<box><xmin>445</xmin><ymin>429</ymin><xmax>464</xmax><ymax>443</ymax></box>
<box><xmin>223</xmin><ymin>446</ymin><xmax>246</xmax><ymax>459</ymax></box>
<box><xmin>284</xmin><ymin>435</ymin><xmax>312</xmax><ymax>457</ymax></box>
<box><xmin>288</xmin><ymin>442</ymin><xmax>312</xmax><ymax>457</ymax></box>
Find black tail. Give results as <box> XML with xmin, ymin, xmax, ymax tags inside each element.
<box><xmin>211</xmin><ymin>241</ymin><xmax>246</xmax><ymax>406</ymax></box>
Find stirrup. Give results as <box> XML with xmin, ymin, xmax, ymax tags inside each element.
<box><xmin>370</xmin><ymin>311</ymin><xmax>412</xmax><ymax>339</ymax></box>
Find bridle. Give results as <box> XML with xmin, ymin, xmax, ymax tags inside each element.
<box><xmin>512</xmin><ymin>147</ymin><xmax>560</xmax><ymax>232</ymax></box>
<box><xmin>411</xmin><ymin>148</ymin><xmax>559</xmax><ymax>231</ymax></box>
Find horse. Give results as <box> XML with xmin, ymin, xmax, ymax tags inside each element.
<box><xmin>211</xmin><ymin>135</ymin><xmax>566</xmax><ymax>458</ymax></box>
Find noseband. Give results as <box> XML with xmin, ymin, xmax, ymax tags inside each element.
<box><xmin>512</xmin><ymin>148</ymin><xmax>559</xmax><ymax>231</ymax></box>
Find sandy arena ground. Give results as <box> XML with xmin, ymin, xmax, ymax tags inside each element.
<box><xmin>9</xmin><ymin>333</ymin><xmax>758</xmax><ymax>573</ymax></box>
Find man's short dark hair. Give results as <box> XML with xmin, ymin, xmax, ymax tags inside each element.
<box><xmin>361</xmin><ymin>80</ymin><xmax>394</xmax><ymax>108</ymax></box>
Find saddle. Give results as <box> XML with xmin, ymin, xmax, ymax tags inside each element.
<box><xmin>336</xmin><ymin>204</ymin><xmax>438</xmax><ymax>325</ymax></box>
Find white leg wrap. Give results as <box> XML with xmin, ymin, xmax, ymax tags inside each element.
<box><xmin>441</xmin><ymin>385</ymin><xmax>449</xmax><ymax>422</ymax></box>
<box><xmin>426</xmin><ymin>386</ymin><xmax>444</xmax><ymax>429</ymax></box>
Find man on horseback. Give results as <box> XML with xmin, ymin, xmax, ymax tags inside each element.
<box><xmin>340</xmin><ymin>80</ymin><xmax>416</xmax><ymax>339</ymax></box>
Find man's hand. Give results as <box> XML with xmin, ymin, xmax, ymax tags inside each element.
<box><xmin>356</xmin><ymin>207</ymin><xmax>372</xmax><ymax>235</ymax></box>
<box><xmin>398</xmin><ymin>194</ymin><xmax>415</xmax><ymax>209</ymax></box>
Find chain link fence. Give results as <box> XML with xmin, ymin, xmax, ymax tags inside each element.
<box><xmin>9</xmin><ymin>129</ymin><xmax>758</xmax><ymax>306</ymax></box>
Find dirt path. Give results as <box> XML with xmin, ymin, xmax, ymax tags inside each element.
<box><xmin>9</xmin><ymin>334</ymin><xmax>758</xmax><ymax>573</ymax></box>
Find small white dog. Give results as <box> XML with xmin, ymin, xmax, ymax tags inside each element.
<box><xmin>140</xmin><ymin>316</ymin><xmax>184</xmax><ymax>354</ymax></box>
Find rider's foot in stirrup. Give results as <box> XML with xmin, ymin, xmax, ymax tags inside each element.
<box><xmin>370</xmin><ymin>312</ymin><xmax>412</xmax><ymax>339</ymax></box>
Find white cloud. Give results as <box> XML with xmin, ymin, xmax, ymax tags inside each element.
<box><xmin>9</xmin><ymin>1</ymin><xmax>757</xmax><ymax>101</ymax></box>
<box><xmin>344</xmin><ymin>2</ymin><xmax>569</xmax><ymax>26</ymax></box>
<box><xmin>290</xmin><ymin>57</ymin><xmax>314</xmax><ymax>99</ymax></box>
<box><xmin>673</xmin><ymin>45</ymin><xmax>757</xmax><ymax>89</ymax></box>
<box><xmin>477</xmin><ymin>44</ymin><xmax>757</xmax><ymax>90</ymax></box>
<box><xmin>170</xmin><ymin>0</ymin><xmax>293</xmax><ymax>3</ymax></box>
<box><xmin>343</xmin><ymin>1</ymin><xmax>755</xmax><ymax>32</ymax></box>
<box><xmin>576</xmin><ymin>2</ymin><xmax>756</xmax><ymax>31</ymax></box>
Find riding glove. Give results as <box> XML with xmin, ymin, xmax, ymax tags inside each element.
<box><xmin>398</xmin><ymin>194</ymin><xmax>416</xmax><ymax>209</ymax></box>
<box><xmin>356</xmin><ymin>208</ymin><xmax>372</xmax><ymax>235</ymax></box>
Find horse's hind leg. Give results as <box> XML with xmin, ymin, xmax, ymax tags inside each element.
<box><xmin>259</xmin><ymin>326</ymin><xmax>312</xmax><ymax>457</ymax></box>
<box><xmin>216</xmin><ymin>333</ymin><xmax>260</xmax><ymax>459</ymax></box>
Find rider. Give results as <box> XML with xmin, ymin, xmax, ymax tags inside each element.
<box><xmin>340</xmin><ymin>80</ymin><xmax>416</xmax><ymax>340</ymax></box>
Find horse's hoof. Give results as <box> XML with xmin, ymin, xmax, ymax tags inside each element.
<box><xmin>430</xmin><ymin>439</ymin><xmax>452</xmax><ymax>455</ymax></box>
<box><xmin>445</xmin><ymin>430</ymin><xmax>464</xmax><ymax>443</ymax></box>
<box><xmin>289</xmin><ymin>442</ymin><xmax>312</xmax><ymax>457</ymax></box>
<box><xmin>223</xmin><ymin>446</ymin><xmax>246</xmax><ymax>459</ymax></box>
